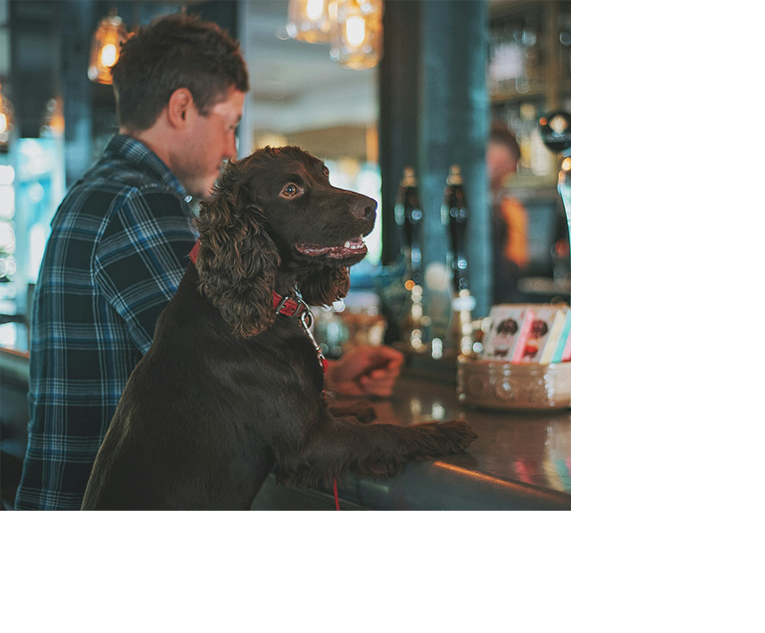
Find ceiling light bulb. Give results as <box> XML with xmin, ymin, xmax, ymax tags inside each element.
<box><xmin>345</xmin><ymin>15</ymin><xmax>366</xmax><ymax>46</ymax></box>
<box><xmin>100</xmin><ymin>43</ymin><xmax>118</xmax><ymax>67</ymax></box>
<box><xmin>306</xmin><ymin>0</ymin><xmax>325</xmax><ymax>21</ymax></box>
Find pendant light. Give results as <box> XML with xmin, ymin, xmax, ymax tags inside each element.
<box><xmin>88</xmin><ymin>8</ymin><xmax>128</xmax><ymax>85</ymax></box>
<box><xmin>286</xmin><ymin>0</ymin><xmax>336</xmax><ymax>43</ymax></box>
<box><xmin>330</xmin><ymin>0</ymin><xmax>383</xmax><ymax>70</ymax></box>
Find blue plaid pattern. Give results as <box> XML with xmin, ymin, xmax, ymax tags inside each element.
<box><xmin>15</xmin><ymin>135</ymin><xmax>198</xmax><ymax>510</ymax></box>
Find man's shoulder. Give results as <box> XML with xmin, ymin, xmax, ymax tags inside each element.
<box><xmin>83</xmin><ymin>156</ymin><xmax>183</xmax><ymax>198</ymax></box>
<box><xmin>60</xmin><ymin>162</ymin><xmax>188</xmax><ymax>221</ymax></box>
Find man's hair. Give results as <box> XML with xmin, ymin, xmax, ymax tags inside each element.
<box><xmin>489</xmin><ymin>122</ymin><xmax>521</xmax><ymax>163</ymax></box>
<box><xmin>111</xmin><ymin>13</ymin><xmax>249</xmax><ymax>132</ymax></box>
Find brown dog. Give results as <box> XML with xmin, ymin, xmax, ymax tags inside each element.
<box><xmin>81</xmin><ymin>146</ymin><xmax>476</xmax><ymax>510</ymax></box>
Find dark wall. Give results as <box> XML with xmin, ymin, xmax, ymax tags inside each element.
<box><xmin>8</xmin><ymin>0</ymin><xmax>63</xmax><ymax>139</ymax></box>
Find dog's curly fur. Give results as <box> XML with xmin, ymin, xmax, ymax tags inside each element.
<box><xmin>81</xmin><ymin>146</ymin><xmax>477</xmax><ymax>510</ymax></box>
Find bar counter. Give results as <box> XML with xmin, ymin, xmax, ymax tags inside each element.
<box><xmin>2</xmin><ymin>334</ymin><xmax>571</xmax><ymax>511</ymax></box>
<box><xmin>252</xmin><ymin>372</ymin><xmax>571</xmax><ymax>511</ymax></box>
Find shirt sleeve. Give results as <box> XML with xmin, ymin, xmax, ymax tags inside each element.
<box><xmin>94</xmin><ymin>188</ymin><xmax>198</xmax><ymax>355</ymax></box>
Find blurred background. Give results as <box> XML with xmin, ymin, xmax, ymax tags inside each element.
<box><xmin>0</xmin><ymin>0</ymin><xmax>570</xmax><ymax>324</ymax></box>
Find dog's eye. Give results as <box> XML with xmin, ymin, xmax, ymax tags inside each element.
<box><xmin>281</xmin><ymin>184</ymin><xmax>300</xmax><ymax>198</ymax></box>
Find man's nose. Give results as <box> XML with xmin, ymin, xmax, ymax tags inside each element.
<box><xmin>351</xmin><ymin>195</ymin><xmax>377</xmax><ymax>221</ymax></box>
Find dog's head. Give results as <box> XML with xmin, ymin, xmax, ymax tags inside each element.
<box><xmin>194</xmin><ymin>146</ymin><xmax>377</xmax><ymax>338</ymax></box>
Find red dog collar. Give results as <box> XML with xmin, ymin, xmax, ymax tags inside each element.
<box><xmin>271</xmin><ymin>292</ymin><xmax>309</xmax><ymax>318</ymax></box>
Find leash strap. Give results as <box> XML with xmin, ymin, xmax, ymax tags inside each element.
<box><xmin>190</xmin><ymin>239</ymin><xmax>339</xmax><ymax>510</ymax></box>
<box><xmin>295</xmin><ymin>301</ymin><xmax>337</xmax><ymax>510</ymax></box>
<box><xmin>293</xmin><ymin>304</ymin><xmax>337</xmax><ymax>510</ymax></box>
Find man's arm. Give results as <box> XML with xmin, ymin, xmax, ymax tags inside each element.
<box><xmin>325</xmin><ymin>345</ymin><xmax>404</xmax><ymax>397</ymax></box>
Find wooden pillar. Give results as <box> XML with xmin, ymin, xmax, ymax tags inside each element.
<box><xmin>379</xmin><ymin>0</ymin><xmax>490</xmax><ymax>317</ymax></box>
<box><xmin>60</xmin><ymin>0</ymin><xmax>95</xmax><ymax>187</ymax></box>
<box><xmin>378</xmin><ymin>0</ymin><xmax>422</xmax><ymax>266</ymax></box>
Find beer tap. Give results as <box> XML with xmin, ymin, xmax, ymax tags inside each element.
<box><xmin>394</xmin><ymin>167</ymin><xmax>426</xmax><ymax>351</ymax></box>
<box><xmin>441</xmin><ymin>165</ymin><xmax>475</xmax><ymax>357</ymax></box>
<box><xmin>539</xmin><ymin>111</ymin><xmax>571</xmax><ymax>241</ymax></box>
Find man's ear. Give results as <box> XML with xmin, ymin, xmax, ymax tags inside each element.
<box><xmin>167</xmin><ymin>88</ymin><xmax>195</xmax><ymax>129</ymax></box>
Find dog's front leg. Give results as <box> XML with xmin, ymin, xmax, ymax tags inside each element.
<box><xmin>276</xmin><ymin>414</ymin><xmax>477</xmax><ymax>490</ymax></box>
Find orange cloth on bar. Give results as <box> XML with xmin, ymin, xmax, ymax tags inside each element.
<box><xmin>499</xmin><ymin>196</ymin><xmax>529</xmax><ymax>268</ymax></box>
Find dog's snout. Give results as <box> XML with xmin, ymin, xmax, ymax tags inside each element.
<box><xmin>352</xmin><ymin>196</ymin><xmax>377</xmax><ymax>221</ymax></box>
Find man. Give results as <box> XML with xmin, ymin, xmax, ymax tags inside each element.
<box><xmin>487</xmin><ymin>122</ymin><xmax>529</xmax><ymax>303</ymax></box>
<box><xmin>15</xmin><ymin>13</ymin><xmax>401</xmax><ymax>511</ymax></box>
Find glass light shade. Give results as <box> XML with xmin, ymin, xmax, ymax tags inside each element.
<box><xmin>286</xmin><ymin>0</ymin><xmax>335</xmax><ymax>43</ymax></box>
<box><xmin>88</xmin><ymin>11</ymin><xmax>128</xmax><ymax>85</ymax></box>
<box><xmin>330</xmin><ymin>0</ymin><xmax>383</xmax><ymax>70</ymax></box>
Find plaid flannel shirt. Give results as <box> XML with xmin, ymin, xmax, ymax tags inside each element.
<box><xmin>15</xmin><ymin>135</ymin><xmax>198</xmax><ymax>510</ymax></box>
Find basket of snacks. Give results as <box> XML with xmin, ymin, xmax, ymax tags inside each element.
<box><xmin>457</xmin><ymin>304</ymin><xmax>570</xmax><ymax>410</ymax></box>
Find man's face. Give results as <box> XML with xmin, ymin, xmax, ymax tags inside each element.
<box><xmin>174</xmin><ymin>86</ymin><xmax>245</xmax><ymax>199</ymax></box>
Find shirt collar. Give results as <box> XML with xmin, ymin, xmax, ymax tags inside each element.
<box><xmin>103</xmin><ymin>134</ymin><xmax>191</xmax><ymax>202</ymax></box>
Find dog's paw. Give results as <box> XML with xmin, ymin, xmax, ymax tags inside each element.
<box><xmin>411</xmin><ymin>419</ymin><xmax>478</xmax><ymax>456</ymax></box>
<box><xmin>433</xmin><ymin>419</ymin><xmax>478</xmax><ymax>453</ymax></box>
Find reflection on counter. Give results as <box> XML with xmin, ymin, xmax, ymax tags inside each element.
<box><xmin>376</xmin><ymin>375</ymin><xmax>571</xmax><ymax>496</ymax></box>
<box><xmin>328</xmin><ymin>375</ymin><xmax>571</xmax><ymax>509</ymax></box>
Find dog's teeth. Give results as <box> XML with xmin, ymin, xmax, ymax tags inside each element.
<box><xmin>344</xmin><ymin>241</ymin><xmax>351</xmax><ymax>248</ymax></box>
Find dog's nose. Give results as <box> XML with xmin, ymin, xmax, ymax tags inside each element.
<box><xmin>352</xmin><ymin>195</ymin><xmax>377</xmax><ymax>221</ymax></box>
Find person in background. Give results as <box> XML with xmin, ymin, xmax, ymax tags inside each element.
<box><xmin>487</xmin><ymin>122</ymin><xmax>529</xmax><ymax>303</ymax></box>
<box><xmin>15</xmin><ymin>13</ymin><xmax>402</xmax><ymax>511</ymax></box>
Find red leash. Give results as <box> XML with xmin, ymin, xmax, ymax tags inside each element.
<box><xmin>319</xmin><ymin>346</ymin><xmax>340</xmax><ymax>511</ymax></box>
<box><xmin>190</xmin><ymin>239</ymin><xmax>341</xmax><ymax>510</ymax></box>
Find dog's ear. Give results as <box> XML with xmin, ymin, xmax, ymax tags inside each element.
<box><xmin>299</xmin><ymin>265</ymin><xmax>350</xmax><ymax>307</ymax></box>
<box><xmin>194</xmin><ymin>159</ymin><xmax>280</xmax><ymax>338</ymax></box>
